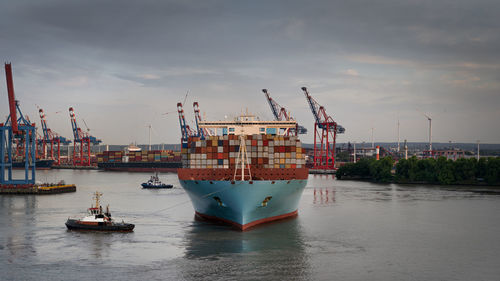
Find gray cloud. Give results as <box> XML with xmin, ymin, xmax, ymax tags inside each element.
<box><xmin>1</xmin><ymin>0</ymin><xmax>499</xmax><ymax>144</ymax></box>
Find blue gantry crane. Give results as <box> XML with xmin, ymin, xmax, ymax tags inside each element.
<box><xmin>38</xmin><ymin>108</ymin><xmax>71</xmax><ymax>165</ymax></box>
<box><xmin>262</xmin><ymin>89</ymin><xmax>307</xmax><ymax>135</ymax></box>
<box><xmin>0</xmin><ymin>63</ymin><xmax>36</xmax><ymax>185</ymax></box>
<box><xmin>177</xmin><ymin>102</ymin><xmax>193</xmax><ymax>144</ymax></box>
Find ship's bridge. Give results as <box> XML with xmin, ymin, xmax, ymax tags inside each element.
<box><xmin>199</xmin><ymin>114</ymin><xmax>296</xmax><ymax>136</ymax></box>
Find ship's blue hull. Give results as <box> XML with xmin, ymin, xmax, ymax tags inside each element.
<box><xmin>179</xmin><ymin>179</ymin><xmax>307</xmax><ymax>230</ymax></box>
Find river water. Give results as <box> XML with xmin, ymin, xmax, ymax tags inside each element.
<box><xmin>1</xmin><ymin>169</ymin><xmax>499</xmax><ymax>280</ymax></box>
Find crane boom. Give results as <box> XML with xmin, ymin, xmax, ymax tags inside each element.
<box><xmin>5</xmin><ymin>63</ymin><xmax>19</xmax><ymax>134</ymax></box>
<box><xmin>262</xmin><ymin>89</ymin><xmax>307</xmax><ymax>135</ymax></box>
<box><xmin>177</xmin><ymin>102</ymin><xmax>191</xmax><ymax>142</ymax></box>
<box><xmin>301</xmin><ymin>87</ymin><xmax>345</xmax><ymax>134</ymax></box>
<box><xmin>193</xmin><ymin>102</ymin><xmax>205</xmax><ymax>139</ymax></box>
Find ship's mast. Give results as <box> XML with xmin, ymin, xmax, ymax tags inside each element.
<box><xmin>93</xmin><ymin>191</ymin><xmax>103</xmax><ymax>209</ymax></box>
<box><xmin>234</xmin><ymin>135</ymin><xmax>252</xmax><ymax>181</ymax></box>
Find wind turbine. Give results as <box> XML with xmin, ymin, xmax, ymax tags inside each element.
<box><xmin>416</xmin><ymin>109</ymin><xmax>433</xmax><ymax>153</ymax></box>
<box><xmin>422</xmin><ymin>113</ymin><xmax>432</xmax><ymax>152</ymax></box>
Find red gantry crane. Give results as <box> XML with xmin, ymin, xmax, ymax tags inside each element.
<box><xmin>301</xmin><ymin>87</ymin><xmax>345</xmax><ymax>169</ymax></box>
<box><xmin>262</xmin><ymin>89</ymin><xmax>307</xmax><ymax>135</ymax></box>
<box><xmin>38</xmin><ymin>108</ymin><xmax>71</xmax><ymax>165</ymax></box>
<box><xmin>69</xmin><ymin>107</ymin><xmax>101</xmax><ymax>166</ymax></box>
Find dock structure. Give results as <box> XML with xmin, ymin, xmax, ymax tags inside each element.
<box><xmin>309</xmin><ymin>169</ymin><xmax>336</xmax><ymax>175</ymax></box>
<box><xmin>0</xmin><ymin>184</ymin><xmax>76</xmax><ymax>195</ymax></box>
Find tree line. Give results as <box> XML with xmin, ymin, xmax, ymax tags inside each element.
<box><xmin>336</xmin><ymin>156</ymin><xmax>500</xmax><ymax>185</ymax></box>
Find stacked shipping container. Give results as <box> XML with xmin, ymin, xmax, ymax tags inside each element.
<box><xmin>181</xmin><ymin>134</ymin><xmax>306</xmax><ymax>169</ymax></box>
<box><xmin>97</xmin><ymin>150</ymin><xmax>181</xmax><ymax>164</ymax></box>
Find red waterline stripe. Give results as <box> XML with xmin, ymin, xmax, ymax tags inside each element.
<box><xmin>195</xmin><ymin>210</ymin><xmax>298</xmax><ymax>231</ymax></box>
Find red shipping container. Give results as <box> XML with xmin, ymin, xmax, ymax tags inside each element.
<box><xmin>263</xmin><ymin>140</ymin><xmax>268</xmax><ymax>146</ymax></box>
<box><xmin>252</xmin><ymin>140</ymin><xmax>257</xmax><ymax>146</ymax></box>
<box><xmin>218</xmin><ymin>153</ymin><xmax>224</xmax><ymax>159</ymax></box>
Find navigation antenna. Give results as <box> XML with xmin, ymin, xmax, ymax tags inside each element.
<box><xmin>93</xmin><ymin>191</ymin><xmax>103</xmax><ymax>209</ymax></box>
<box><xmin>234</xmin><ymin>135</ymin><xmax>252</xmax><ymax>181</ymax></box>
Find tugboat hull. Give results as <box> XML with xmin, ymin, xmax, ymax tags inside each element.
<box><xmin>141</xmin><ymin>183</ymin><xmax>173</xmax><ymax>189</ymax></box>
<box><xmin>65</xmin><ymin>219</ymin><xmax>135</xmax><ymax>232</ymax></box>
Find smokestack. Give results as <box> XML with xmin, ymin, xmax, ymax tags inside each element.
<box><xmin>376</xmin><ymin>146</ymin><xmax>380</xmax><ymax>160</ymax></box>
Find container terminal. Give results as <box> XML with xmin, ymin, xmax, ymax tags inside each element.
<box><xmin>1</xmin><ymin>62</ymin><xmax>495</xmax><ymax>182</ymax></box>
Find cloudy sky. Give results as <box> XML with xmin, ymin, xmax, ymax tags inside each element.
<box><xmin>1</xmin><ymin>0</ymin><xmax>499</xmax><ymax>145</ymax></box>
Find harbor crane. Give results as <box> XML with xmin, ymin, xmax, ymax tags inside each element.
<box><xmin>193</xmin><ymin>102</ymin><xmax>212</xmax><ymax>139</ymax></box>
<box><xmin>177</xmin><ymin>102</ymin><xmax>194</xmax><ymax>144</ymax></box>
<box><xmin>262</xmin><ymin>89</ymin><xmax>307</xmax><ymax>136</ymax></box>
<box><xmin>69</xmin><ymin>107</ymin><xmax>101</xmax><ymax>166</ymax></box>
<box><xmin>301</xmin><ymin>87</ymin><xmax>345</xmax><ymax>169</ymax></box>
<box><xmin>38</xmin><ymin>108</ymin><xmax>71</xmax><ymax>165</ymax></box>
<box><xmin>0</xmin><ymin>63</ymin><xmax>36</xmax><ymax>185</ymax></box>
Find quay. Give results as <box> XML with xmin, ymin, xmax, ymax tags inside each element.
<box><xmin>309</xmin><ymin>169</ymin><xmax>336</xmax><ymax>175</ymax></box>
<box><xmin>52</xmin><ymin>165</ymin><xmax>99</xmax><ymax>170</ymax></box>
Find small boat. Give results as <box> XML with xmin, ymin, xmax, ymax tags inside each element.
<box><xmin>141</xmin><ymin>172</ymin><xmax>173</xmax><ymax>189</ymax></box>
<box><xmin>65</xmin><ymin>191</ymin><xmax>135</xmax><ymax>232</ymax></box>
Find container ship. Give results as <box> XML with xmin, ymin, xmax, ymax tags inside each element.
<box><xmin>178</xmin><ymin>114</ymin><xmax>308</xmax><ymax>230</ymax></box>
<box><xmin>13</xmin><ymin>159</ymin><xmax>54</xmax><ymax>170</ymax></box>
<box><xmin>96</xmin><ymin>146</ymin><xmax>182</xmax><ymax>172</ymax></box>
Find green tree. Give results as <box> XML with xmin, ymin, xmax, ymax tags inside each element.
<box><xmin>370</xmin><ymin>157</ymin><xmax>394</xmax><ymax>182</ymax></box>
<box><xmin>436</xmin><ymin>157</ymin><xmax>455</xmax><ymax>184</ymax></box>
<box><xmin>485</xmin><ymin>157</ymin><xmax>500</xmax><ymax>185</ymax></box>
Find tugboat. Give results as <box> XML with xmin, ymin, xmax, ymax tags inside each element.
<box><xmin>141</xmin><ymin>172</ymin><xmax>173</xmax><ymax>189</ymax></box>
<box><xmin>65</xmin><ymin>191</ymin><xmax>135</xmax><ymax>232</ymax></box>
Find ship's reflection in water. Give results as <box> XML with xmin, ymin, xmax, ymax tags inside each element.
<box><xmin>180</xmin><ymin>216</ymin><xmax>310</xmax><ymax>280</ymax></box>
